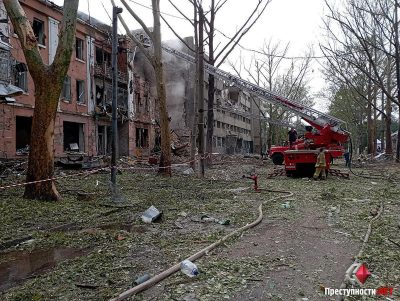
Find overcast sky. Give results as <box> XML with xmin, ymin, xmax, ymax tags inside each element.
<box><xmin>53</xmin><ymin>0</ymin><xmax>329</xmax><ymax>110</ymax></box>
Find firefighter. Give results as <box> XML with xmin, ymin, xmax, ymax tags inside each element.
<box><xmin>313</xmin><ymin>147</ymin><xmax>326</xmax><ymax>180</ymax></box>
<box><xmin>288</xmin><ymin>127</ymin><xmax>297</xmax><ymax>148</ymax></box>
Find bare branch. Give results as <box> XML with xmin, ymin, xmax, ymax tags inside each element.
<box><xmin>120</xmin><ymin>0</ymin><xmax>154</xmax><ymax>42</ymax></box>
<box><xmin>215</xmin><ymin>0</ymin><xmax>271</xmax><ymax>67</ymax></box>
<box><xmin>167</xmin><ymin>0</ymin><xmax>194</xmax><ymax>26</ymax></box>
<box><xmin>160</xmin><ymin>14</ymin><xmax>195</xmax><ymax>52</ymax></box>
<box><xmin>52</xmin><ymin>0</ymin><xmax>79</xmax><ymax>77</ymax></box>
<box><xmin>111</xmin><ymin>0</ymin><xmax>154</xmax><ymax>64</ymax></box>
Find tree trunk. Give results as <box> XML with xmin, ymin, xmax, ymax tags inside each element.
<box><xmin>155</xmin><ymin>66</ymin><xmax>171</xmax><ymax>175</ymax></box>
<box><xmin>395</xmin><ymin>0</ymin><xmax>400</xmax><ymax>161</ymax></box>
<box><xmin>190</xmin><ymin>3</ymin><xmax>199</xmax><ymax>170</ymax></box>
<box><xmin>205</xmin><ymin>4</ymin><xmax>215</xmax><ymax>166</ymax></box>
<box><xmin>24</xmin><ymin>75</ymin><xmax>61</xmax><ymax>200</ymax></box>
<box><xmin>197</xmin><ymin>6</ymin><xmax>205</xmax><ymax>177</ymax></box>
<box><xmin>372</xmin><ymin>93</ymin><xmax>377</xmax><ymax>155</ymax></box>
<box><xmin>4</xmin><ymin>0</ymin><xmax>79</xmax><ymax>200</ymax></box>
<box><xmin>397</xmin><ymin>109</ymin><xmax>400</xmax><ymax>162</ymax></box>
<box><xmin>206</xmin><ymin>74</ymin><xmax>214</xmax><ymax>164</ymax></box>
<box><xmin>190</xmin><ymin>80</ymin><xmax>198</xmax><ymax>170</ymax></box>
<box><xmin>366</xmin><ymin>79</ymin><xmax>374</xmax><ymax>154</ymax></box>
<box><xmin>385</xmin><ymin>99</ymin><xmax>393</xmax><ymax>154</ymax></box>
<box><xmin>267</xmin><ymin>123</ymin><xmax>273</xmax><ymax>150</ymax></box>
<box><xmin>152</xmin><ymin>0</ymin><xmax>171</xmax><ymax>175</ymax></box>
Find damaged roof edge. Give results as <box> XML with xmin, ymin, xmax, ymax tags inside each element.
<box><xmin>32</xmin><ymin>0</ymin><xmax>112</xmax><ymax>35</ymax></box>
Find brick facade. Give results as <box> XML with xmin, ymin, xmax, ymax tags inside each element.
<box><xmin>0</xmin><ymin>0</ymin><xmax>145</xmax><ymax>159</ymax></box>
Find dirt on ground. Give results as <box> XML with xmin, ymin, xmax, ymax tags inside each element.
<box><xmin>0</xmin><ymin>157</ymin><xmax>399</xmax><ymax>301</ymax></box>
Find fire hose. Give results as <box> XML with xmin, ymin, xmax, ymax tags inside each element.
<box><xmin>109</xmin><ymin>185</ymin><xmax>293</xmax><ymax>301</ymax></box>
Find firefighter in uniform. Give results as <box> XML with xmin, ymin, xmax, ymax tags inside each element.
<box><xmin>313</xmin><ymin>148</ymin><xmax>326</xmax><ymax>180</ymax></box>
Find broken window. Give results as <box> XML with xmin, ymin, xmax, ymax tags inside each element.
<box><xmin>95</xmin><ymin>47</ymin><xmax>103</xmax><ymax>65</ymax></box>
<box><xmin>76</xmin><ymin>80</ymin><xmax>85</xmax><ymax>103</ymax></box>
<box><xmin>117</xmin><ymin>87</ymin><xmax>128</xmax><ymax>110</ymax></box>
<box><xmin>63</xmin><ymin>121</ymin><xmax>84</xmax><ymax>152</ymax></box>
<box><xmin>136</xmin><ymin>128</ymin><xmax>149</xmax><ymax>148</ymax></box>
<box><xmin>16</xmin><ymin>116</ymin><xmax>32</xmax><ymax>153</ymax></box>
<box><xmin>97</xmin><ymin>125</ymin><xmax>111</xmax><ymax>155</ymax></box>
<box><xmin>95</xmin><ymin>85</ymin><xmax>104</xmax><ymax>106</ymax></box>
<box><xmin>75</xmin><ymin>38</ymin><xmax>84</xmax><ymax>60</ymax></box>
<box><xmin>14</xmin><ymin>63</ymin><xmax>28</xmax><ymax>92</ymax></box>
<box><xmin>95</xmin><ymin>47</ymin><xmax>111</xmax><ymax>67</ymax></box>
<box><xmin>228</xmin><ymin>90</ymin><xmax>239</xmax><ymax>101</ymax></box>
<box><xmin>61</xmin><ymin>76</ymin><xmax>71</xmax><ymax>101</ymax></box>
<box><xmin>32</xmin><ymin>18</ymin><xmax>45</xmax><ymax>46</ymax></box>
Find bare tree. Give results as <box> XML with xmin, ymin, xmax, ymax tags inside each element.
<box><xmin>4</xmin><ymin>0</ymin><xmax>79</xmax><ymax>200</ymax></box>
<box><xmin>200</xmin><ymin>0</ymin><xmax>271</xmax><ymax>165</ymax></box>
<box><xmin>115</xmin><ymin>0</ymin><xmax>172</xmax><ymax>175</ymax></box>
<box><xmin>321</xmin><ymin>0</ymin><xmax>399</xmax><ymax>158</ymax></box>
<box><xmin>229</xmin><ymin>40</ymin><xmax>313</xmax><ymax>149</ymax></box>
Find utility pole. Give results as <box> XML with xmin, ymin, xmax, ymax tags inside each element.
<box><xmin>111</xmin><ymin>5</ymin><xmax>123</xmax><ymax>185</ymax></box>
<box><xmin>198</xmin><ymin>6</ymin><xmax>205</xmax><ymax>177</ymax></box>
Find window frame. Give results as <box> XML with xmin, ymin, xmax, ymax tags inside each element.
<box><xmin>32</xmin><ymin>18</ymin><xmax>45</xmax><ymax>46</ymax></box>
<box><xmin>61</xmin><ymin>76</ymin><xmax>71</xmax><ymax>101</ymax></box>
<box><xmin>75</xmin><ymin>38</ymin><xmax>84</xmax><ymax>60</ymax></box>
<box><xmin>76</xmin><ymin>79</ymin><xmax>85</xmax><ymax>104</ymax></box>
<box><xmin>15</xmin><ymin>69</ymin><xmax>28</xmax><ymax>92</ymax></box>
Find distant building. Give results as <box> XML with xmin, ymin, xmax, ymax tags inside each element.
<box><xmin>213</xmin><ymin>86</ymin><xmax>262</xmax><ymax>155</ymax></box>
<box><xmin>132</xmin><ymin>36</ymin><xmax>263</xmax><ymax>156</ymax></box>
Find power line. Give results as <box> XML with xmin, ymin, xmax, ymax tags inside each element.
<box><xmin>125</xmin><ymin>0</ymin><xmax>322</xmax><ymax>60</ymax></box>
<box><xmin>213</xmin><ymin>28</ymin><xmax>326</xmax><ymax>60</ymax></box>
<box><xmin>126</xmin><ymin>0</ymin><xmax>194</xmax><ymax>21</ymax></box>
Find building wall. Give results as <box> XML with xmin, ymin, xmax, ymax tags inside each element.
<box><xmin>0</xmin><ymin>0</ymin><xmax>134</xmax><ymax>159</ymax></box>
<box><xmin>212</xmin><ymin>86</ymin><xmax>260</xmax><ymax>155</ymax></box>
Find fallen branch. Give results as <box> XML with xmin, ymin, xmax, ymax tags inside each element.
<box><xmin>387</xmin><ymin>238</ymin><xmax>400</xmax><ymax>248</ymax></box>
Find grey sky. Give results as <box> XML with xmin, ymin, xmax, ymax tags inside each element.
<box><xmin>53</xmin><ymin>0</ymin><xmax>328</xmax><ymax>110</ymax></box>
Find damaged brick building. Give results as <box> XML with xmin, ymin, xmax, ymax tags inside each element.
<box><xmin>0</xmin><ymin>0</ymin><xmax>262</xmax><ymax>160</ymax></box>
<box><xmin>0</xmin><ymin>0</ymin><xmax>138</xmax><ymax>159</ymax></box>
<box><xmin>133</xmin><ymin>36</ymin><xmax>263</xmax><ymax>156</ymax></box>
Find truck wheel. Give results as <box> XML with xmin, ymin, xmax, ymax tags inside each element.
<box><xmin>271</xmin><ymin>153</ymin><xmax>284</xmax><ymax>165</ymax></box>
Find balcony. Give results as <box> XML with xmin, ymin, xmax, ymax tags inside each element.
<box><xmin>0</xmin><ymin>49</ymin><xmax>11</xmax><ymax>82</ymax></box>
<box><xmin>93</xmin><ymin>63</ymin><xmax>128</xmax><ymax>84</ymax></box>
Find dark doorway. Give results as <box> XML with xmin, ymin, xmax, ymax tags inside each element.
<box><xmin>16</xmin><ymin>116</ymin><xmax>32</xmax><ymax>151</ymax></box>
<box><xmin>97</xmin><ymin>125</ymin><xmax>111</xmax><ymax>155</ymax></box>
<box><xmin>63</xmin><ymin>122</ymin><xmax>84</xmax><ymax>152</ymax></box>
<box><xmin>136</xmin><ymin>128</ymin><xmax>149</xmax><ymax>148</ymax></box>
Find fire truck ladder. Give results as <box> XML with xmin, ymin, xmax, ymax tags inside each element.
<box><xmin>162</xmin><ymin>45</ymin><xmax>345</xmax><ymax>130</ymax></box>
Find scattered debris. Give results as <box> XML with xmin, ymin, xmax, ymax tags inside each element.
<box><xmin>180</xmin><ymin>260</ymin><xmax>199</xmax><ymax>277</ymax></box>
<box><xmin>74</xmin><ymin>283</ymin><xmax>99</xmax><ymax>289</ymax></box>
<box><xmin>183</xmin><ymin>168</ymin><xmax>194</xmax><ymax>175</ymax></box>
<box><xmin>133</xmin><ymin>274</ymin><xmax>151</xmax><ymax>286</ymax></box>
<box><xmin>280</xmin><ymin>201</ymin><xmax>291</xmax><ymax>209</ymax></box>
<box><xmin>76</xmin><ymin>192</ymin><xmax>96</xmax><ymax>201</ymax></box>
<box><xmin>200</xmin><ymin>214</ymin><xmax>230</xmax><ymax>225</ymax></box>
<box><xmin>141</xmin><ymin>205</ymin><xmax>162</xmax><ymax>223</ymax></box>
<box><xmin>116</xmin><ymin>234</ymin><xmax>126</xmax><ymax>241</ymax></box>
